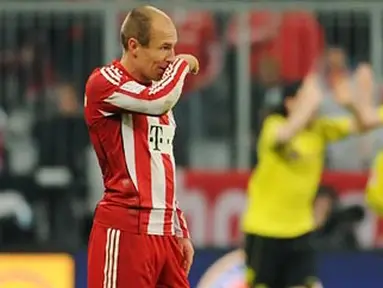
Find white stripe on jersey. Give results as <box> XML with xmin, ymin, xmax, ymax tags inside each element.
<box><xmin>106</xmin><ymin>66</ymin><xmax>122</xmax><ymax>83</ymax></box>
<box><xmin>169</xmin><ymin>110</ymin><xmax>177</xmax><ymax>235</ymax></box>
<box><xmin>100</xmin><ymin>67</ymin><xmax>120</xmax><ymax>86</ymax></box>
<box><xmin>173</xmin><ymin>210</ymin><xmax>181</xmax><ymax>236</ymax></box>
<box><xmin>121</xmin><ymin>114</ymin><xmax>139</xmax><ymax>192</ymax></box>
<box><xmin>112</xmin><ymin>229</ymin><xmax>120</xmax><ymax>288</ymax></box>
<box><xmin>110</xmin><ymin>65</ymin><xmax>123</xmax><ymax>76</ymax></box>
<box><xmin>170</xmin><ymin>138</ymin><xmax>177</xmax><ymax>235</ymax></box>
<box><xmin>103</xmin><ymin>228</ymin><xmax>121</xmax><ymax>288</ymax></box>
<box><xmin>147</xmin><ymin>116</ymin><xmax>167</xmax><ymax>234</ymax></box>
<box><xmin>99</xmin><ymin>109</ymin><xmax>115</xmax><ymax>117</ymax></box>
<box><xmin>103</xmin><ymin>60</ymin><xmax>189</xmax><ymax>115</ymax></box>
<box><xmin>167</xmin><ymin>110</ymin><xmax>177</xmax><ymax>127</ymax></box>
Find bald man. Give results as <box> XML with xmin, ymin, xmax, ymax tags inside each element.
<box><xmin>85</xmin><ymin>6</ymin><xmax>198</xmax><ymax>288</ymax></box>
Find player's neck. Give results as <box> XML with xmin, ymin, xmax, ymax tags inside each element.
<box><xmin>120</xmin><ymin>54</ymin><xmax>151</xmax><ymax>85</ymax></box>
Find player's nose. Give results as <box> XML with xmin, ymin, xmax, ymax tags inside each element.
<box><xmin>166</xmin><ymin>50</ymin><xmax>176</xmax><ymax>63</ymax></box>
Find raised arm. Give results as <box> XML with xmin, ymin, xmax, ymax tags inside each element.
<box><xmin>274</xmin><ymin>74</ymin><xmax>322</xmax><ymax>145</ymax></box>
<box><xmin>102</xmin><ymin>58</ymin><xmax>190</xmax><ymax>115</ymax></box>
<box><xmin>308</xmin><ymin>65</ymin><xmax>376</xmax><ymax>143</ymax></box>
<box><xmin>332</xmin><ymin>64</ymin><xmax>383</xmax><ymax>133</ymax></box>
<box><xmin>353</xmin><ymin>65</ymin><xmax>383</xmax><ymax>131</ymax></box>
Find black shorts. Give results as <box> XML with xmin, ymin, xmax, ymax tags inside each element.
<box><xmin>244</xmin><ymin>233</ymin><xmax>317</xmax><ymax>288</ymax></box>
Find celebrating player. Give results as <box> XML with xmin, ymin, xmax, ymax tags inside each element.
<box><xmin>347</xmin><ymin>65</ymin><xmax>383</xmax><ymax>217</ymax></box>
<box><xmin>84</xmin><ymin>6</ymin><xmax>198</xmax><ymax>288</ymax></box>
<box><xmin>366</xmin><ymin>150</ymin><xmax>383</xmax><ymax>216</ymax></box>
<box><xmin>242</xmin><ymin>64</ymin><xmax>379</xmax><ymax>288</ymax></box>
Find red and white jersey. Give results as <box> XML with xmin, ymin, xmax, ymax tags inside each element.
<box><xmin>84</xmin><ymin>58</ymin><xmax>190</xmax><ymax>238</ymax></box>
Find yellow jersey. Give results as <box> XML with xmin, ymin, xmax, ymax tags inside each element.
<box><xmin>242</xmin><ymin>114</ymin><xmax>352</xmax><ymax>238</ymax></box>
<box><xmin>366</xmin><ymin>106</ymin><xmax>383</xmax><ymax>215</ymax></box>
<box><xmin>366</xmin><ymin>151</ymin><xmax>383</xmax><ymax>216</ymax></box>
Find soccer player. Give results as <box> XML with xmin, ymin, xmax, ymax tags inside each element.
<box><xmin>366</xmin><ymin>150</ymin><xmax>383</xmax><ymax>216</ymax></box>
<box><xmin>348</xmin><ymin>66</ymin><xmax>383</xmax><ymax>217</ymax></box>
<box><xmin>241</xmin><ymin>65</ymin><xmax>378</xmax><ymax>288</ymax></box>
<box><xmin>84</xmin><ymin>6</ymin><xmax>198</xmax><ymax>288</ymax></box>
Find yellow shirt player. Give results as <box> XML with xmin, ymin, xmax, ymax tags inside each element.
<box><xmin>243</xmin><ymin>114</ymin><xmax>352</xmax><ymax>237</ymax></box>
<box><xmin>365</xmin><ymin>106</ymin><xmax>383</xmax><ymax>217</ymax></box>
<box><xmin>242</xmin><ymin>65</ymin><xmax>376</xmax><ymax>288</ymax></box>
<box><xmin>340</xmin><ymin>70</ymin><xmax>383</xmax><ymax>217</ymax></box>
<box><xmin>366</xmin><ymin>150</ymin><xmax>383</xmax><ymax>216</ymax></box>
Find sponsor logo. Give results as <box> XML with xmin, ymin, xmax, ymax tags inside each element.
<box><xmin>176</xmin><ymin>170</ymin><xmax>380</xmax><ymax>247</ymax></box>
<box><xmin>148</xmin><ymin>124</ymin><xmax>175</xmax><ymax>154</ymax></box>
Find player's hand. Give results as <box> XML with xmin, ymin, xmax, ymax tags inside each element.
<box><xmin>177</xmin><ymin>237</ymin><xmax>194</xmax><ymax>275</ymax></box>
<box><xmin>177</xmin><ymin>54</ymin><xmax>199</xmax><ymax>75</ymax></box>
<box><xmin>354</xmin><ymin>63</ymin><xmax>374</xmax><ymax>107</ymax></box>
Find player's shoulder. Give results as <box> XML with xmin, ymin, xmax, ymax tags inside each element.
<box><xmin>86</xmin><ymin>62</ymin><xmax>125</xmax><ymax>90</ymax></box>
<box><xmin>262</xmin><ymin>114</ymin><xmax>285</xmax><ymax>129</ymax></box>
<box><xmin>86</xmin><ymin>62</ymin><xmax>147</xmax><ymax>96</ymax></box>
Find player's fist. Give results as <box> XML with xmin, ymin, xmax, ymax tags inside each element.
<box><xmin>177</xmin><ymin>54</ymin><xmax>199</xmax><ymax>75</ymax></box>
<box><xmin>355</xmin><ymin>63</ymin><xmax>374</xmax><ymax>98</ymax></box>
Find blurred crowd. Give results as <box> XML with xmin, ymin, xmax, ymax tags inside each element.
<box><xmin>0</xmin><ymin>6</ymin><xmax>380</xmax><ymax>249</ymax></box>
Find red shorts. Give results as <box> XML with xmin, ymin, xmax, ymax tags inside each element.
<box><xmin>88</xmin><ymin>221</ymin><xmax>190</xmax><ymax>288</ymax></box>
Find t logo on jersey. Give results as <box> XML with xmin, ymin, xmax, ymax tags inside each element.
<box><xmin>149</xmin><ymin>124</ymin><xmax>175</xmax><ymax>154</ymax></box>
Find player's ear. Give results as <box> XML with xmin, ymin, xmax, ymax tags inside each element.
<box><xmin>127</xmin><ymin>38</ymin><xmax>140</xmax><ymax>57</ymax></box>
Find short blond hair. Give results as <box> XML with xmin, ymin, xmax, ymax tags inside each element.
<box><xmin>120</xmin><ymin>6</ymin><xmax>168</xmax><ymax>49</ymax></box>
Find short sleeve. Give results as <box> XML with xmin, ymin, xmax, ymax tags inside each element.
<box><xmin>258</xmin><ymin>115</ymin><xmax>285</xmax><ymax>152</ymax></box>
<box><xmin>313</xmin><ymin>117</ymin><xmax>353</xmax><ymax>143</ymax></box>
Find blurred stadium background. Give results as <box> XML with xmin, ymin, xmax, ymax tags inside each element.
<box><xmin>1</xmin><ymin>0</ymin><xmax>383</xmax><ymax>287</ymax></box>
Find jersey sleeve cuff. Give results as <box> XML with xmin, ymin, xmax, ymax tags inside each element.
<box><xmin>176</xmin><ymin>58</ymin><xmax>190</xmax><ymax>74</ymax></box>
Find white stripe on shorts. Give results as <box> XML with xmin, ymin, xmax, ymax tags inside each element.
<box><xmin>103</xmin><ymin>228</ymin><xmax>121</xmax><ymax>288</ymax></box>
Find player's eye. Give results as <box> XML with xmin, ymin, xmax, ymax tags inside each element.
<box><xmin>160</xmin><ymin>45</ymin><xmax>172</xmax><ymax>51</ymax></box>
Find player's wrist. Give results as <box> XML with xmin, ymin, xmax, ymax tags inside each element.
<box><xmin>172</xmin><ymin>58</ymin><xmax>190</xmax><ymax>75</ymax></box>
<box><xmin>176</xmin><ymin>54</ymin><xmax>199</xmax><ymax>75</ymax></box>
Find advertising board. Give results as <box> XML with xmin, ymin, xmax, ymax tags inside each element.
<box><xmin>0</xmin><ymin>254</ymin><xmax>74</xmax><ymax>288</ymax></box>
<box><xmin>177</xmin><ymin>170</ymin><xmax>383</xmax><ymax>247</ymax></box>
<box><xmin>73</xmin><ymin>249</ymin><xmax>383</xmax><ymax>288</ymax></box>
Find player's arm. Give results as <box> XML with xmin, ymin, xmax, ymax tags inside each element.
<box><xmin>347</xmin><ymin>100</ymin><xmax>383</xmax><ymax>132</ymax></box>
<box><xmin>273</xmin><ymin>74</ymin><xmax>322</xmax><ymax>145</ymax></box>
<box><xmin>101</xmin><ymin>58</ymin><xmax>190</xmax><ymax>115</ymax></box>
<box><xmin>313</xmin><ymin>64</ymin><xmax>379</xmax><ymax>143</ymax></box>
<box><xmin>360</xmin><ymin>105</ymin><xmax>383</xmax><ymax>130</ymax></box>
<box><xmin>174</xmin><ymin>201</ymin><xmax>193</xmax><ymax>274</ymax></box>
<box><xmin>350</xmin><ymin>64</ymin><xmax>383</xmax><ymax>131</ymax></box>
